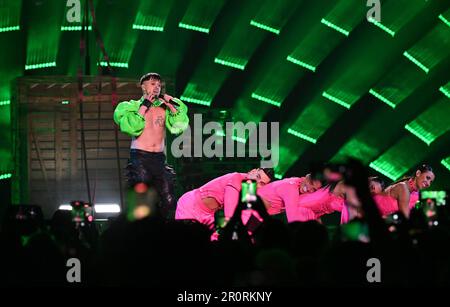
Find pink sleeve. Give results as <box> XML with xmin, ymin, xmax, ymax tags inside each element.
<box><xmin>223</xmin><ymin>173</ymin><xmax>244</xmax><ymax>219</ymax></box>
<box><xmin>340</xmin><ymin>204</ymin><xmax>349</xmax><ymax>224</ymax></box>
<box><xmin>409</xmin><ymin>192</ymin><xmax>419</xmax><ymax>209</ymax></box>
<box><xmin>277</xmin><ymin>185</ymin><xmax>315</xmax><ymax>222</ymax></box>
<box><xmin>330</xmin><ymin>196</ymin><xmax>344</xmax><ymax>212</ymax></box>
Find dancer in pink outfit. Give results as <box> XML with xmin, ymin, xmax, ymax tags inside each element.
<box><xmin>369</xmin><ymin>176</ymin><xmax>385</xmax><ymax>195</ymax></box>
<box><xmin>256</xmin><ymin>174</ymin><xmax>324</xmax><ymax>222</ymax></box>
<box><xmin>294</xmin><ymin>182</ymin><xmax>346</xmax><ymax>222</ymax></box>
<box><xmin>373</xmin><ymin>165</ymin><xmax>434</xmax><ymax>218</ymax></box>
<box><xmin>175</xmin><ymin>168</ymin><xmax>273</xmax><ymax>228</ymax></box>
<box><xmin>341</xmin><ymin>176</ymin><xmax>385</xmax><ymax>224</ymax></box>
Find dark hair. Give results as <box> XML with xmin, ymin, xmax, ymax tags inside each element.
<box><xmin>140</xmin><ymin>72</ymin><xmax>161</xmax><ymax>85</ymax></box>
<box><xmin>326</xmin><ymin>181</ymin><xmax>338</xmax><ymax>193</ymax></box>
<box><xmin>391</xmin><ymin>164</ymin><xmax>434</xmax><ymax>185</ymax></box>
<box><xmin>260</xmin><ymin>168</ymin><xmax>275</xmax><ymax>182</ymax></box>
<box><xmin>369</xmin><ymin>176</ymin><xmax>385</xmax><ymax>190</ymax></box>
<box><xmin>308</xmin><ymin>170</ymin><xmax>328</xmax><ymax>188</ymax></box>
<box><xmin>416</xmin><ymin>164</ymin><xmax>433</xmax><ymax>174</ymax></box>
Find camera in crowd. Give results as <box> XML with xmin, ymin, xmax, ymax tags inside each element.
<box><xmin>387</xmin><ymin>191</ymin><xmax>449</xmax><ymax>234</ymax></box>
<box><xmin>4</xmin><ymin>204</ymin><xmax>44</xmax><ymax>236</ymax></box>
<box><xmin>70</xmin><ymin>200</ymin><xmax>94</xmax><ymax>227</ymax></box>
<box><xmin>241</xmin><ymin>179</ymin><xmax>257</xmax><ymax>208</ymax></box>
<box><xmin>9</xmin><ymin>204</ymin><xmax>44</xmax><ymax>223</ymax></box>
<box><xmin>384</xmin><ymin>212</ymin><xmax>406</xmax><ymax>233</ymax></box>
<box><xmin>417</xmin><ymin>190</ymin><xmax>449</xmax><ymax>228</ymax></box>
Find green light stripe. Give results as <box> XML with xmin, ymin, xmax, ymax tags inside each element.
<box><xmin>322</xmin><ymin>91</ymin><xmax>351</xmax><ymax>109</ymax></box>
<box><xmin>441</xmin><ymin>158</ymin><xmax>450</xmax><ymax>172</ymax></box>
<box><xmin>403</xmin><ymin>51</ymin><xmax>429</xmax><ymax>74</ymax></box>
<box><xmin>404</xmin><ymin>124</ymin><xmax>433</xmax><ymax>146</ymax></box>
<box><xmin>25</xmin><ymin>62</ymin><xmax>56</xmax><ymax>70</ymax></box>
<box><xmin>287</xmin><ymin>128</ymin><xmax>317</xmax><ymax>144</ymax></box>
<box><xmin>232</xmin><ymin>136</ymin><xmax>247</xmax><ymax>144</ymax></box>
<box><xmin>320</xmin><ymin>18</ymin><xmax>349</xmax><ymax>36</ymax></box>
<box><xmin>439</xmin><ymin>14</ymin><xmax>450</xmax><ymax>28</ymax></box>
<box><xmin>215</xmin><ymin>131</ymin><xmax>226</xmax><ymax>137</ymax></box>
<box><xmin>214</xmin><ymin>131</ymin><xmax>246</xmax><ymax>143</ymax></box>
<box><xmin>369</xmin><ymin>89</ymin><xmax>396</xmax><ymax>109</ymax></box>
<box><xmin>251</xmin><ymin>93</ymin><xmax>281</xmax><ymax>107</ymax></box>
<box><xmin>274</xmin><ymin>174</ymin><xmax>283</xmax><ymax>180</ymax></box>
<box><xmin>0</xmin><ymin>100</ymin><xmax>11</xmax><ymax>106</ymax></box>
<box><xmin>0</xmin><ymin>25</ymin><xmax>20</xmax><ymax>32</ymax></box>
<box><xmin>286</xmin><ymin>55</ymin><xmax>316</xmax><ymax>72</ymax></box>
<box><xmin>439</xmin><ymin>86</ymin><xmax>450</xmax><ymax>99</ymax></box>
<box><xmin>132</xmin><ymin>24</ymin><xmax>164</xmax><ymax>31</ymax></box>
<box><xmin>214</xmin><ymin>58</ymin><xmax>246</xmax><ymax>70</ymax></box>
<box><xmin>99</xmin><ymin>61</ymin><xmax>128</xmax><ymax>68</ymax></box>
<box><xmin>369</xmin><ymin>162</ymin><xmax>397</xmax><ymax>181</ymax></box>
<box><xmin>178</xmin><ymin>22</ymin><xmax>209</xmax><ymax>33</ymax></box>
<box><xmin>180</xmin><ymin>96</ymin><xmax>211</xmax><ymax>107</ymax></box>
<box><xmin>61</xmin><ymin>25</ymin><xmax>92</xmax><ymax>31</ymax></box>
<box><xmin>0</xmin><ymin>173</ymin><xmax>12</xmax><ymax>180</ymax></box>
<box><xmin>367</xmin><ymin>17</ymin><xmax>395</xmax><ymax>37</ymax></box>
<box><xmin>250</xmin><ymin>20</ymin><xmax>280</xmax><ymax>35</ymax></box>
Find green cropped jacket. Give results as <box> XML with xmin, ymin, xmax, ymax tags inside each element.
<box><xmin>113</xmin><ymin>97</ymin><xmax>189</xmax><ymax>136</ymax></box>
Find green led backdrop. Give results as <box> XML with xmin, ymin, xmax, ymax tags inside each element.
<box><xmin>0</xmin><ymin>0</ymin><xmax>449</xmax><ymax>189</ymax></box>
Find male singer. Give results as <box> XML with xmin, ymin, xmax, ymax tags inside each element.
<box><xmin>114</xmin><ymin>72</ymin><xmax>189</xmax><ymax>218</ymax></box>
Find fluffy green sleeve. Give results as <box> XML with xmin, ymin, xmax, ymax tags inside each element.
<box><xmin>113</xmin><ymin>100</ymin><xmax>145</xmax><ymax>136</ymax></box>
<box><xmin>166</xmin><ymin>98</ymin><xmax>189</xmax><ymax>135</ymax></box>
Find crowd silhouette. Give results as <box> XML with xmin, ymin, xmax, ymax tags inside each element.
<box><xmin>1</xmin><ymin>160</ymin><xmax>449</xmax><ymax>288</ymax></box>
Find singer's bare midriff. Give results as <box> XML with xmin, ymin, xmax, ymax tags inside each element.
<box><xmin>131</xmin><ymin>106</ymin><xmax>166</xmax><ymax>152</ymax></box>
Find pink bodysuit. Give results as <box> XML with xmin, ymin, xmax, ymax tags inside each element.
<box><xmin>296</xmin><ymin>187</ymin><xmax>344</xmax><ymax>220</ymax></box>
<box><xmin>374</xmin><ymin>191</ymin><xmax>419</xmax><ymax>217</ymax></box>
<box><xmin>175</xmin><ymin>172</ymin><xmax>248</xmax><ymax>228</ymax></box>
<box><xmin>340</xmin><ymin>204</ymin><xmax>350</xmax><ymax>224</ymax></box>
<box><xmin>257</xmin><ymin>177</ymin><xmax>318</xmax><ymax>222</ymax></box>
<box><xmin>340</xmin><ymin>192</ymin><xmax>419</xmax><ymax>224</ymax></box>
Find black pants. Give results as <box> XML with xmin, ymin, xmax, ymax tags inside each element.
<box><xmin>125</xmin><ymin>149</ymin><xmax>176</xmax><ymax>218</ymax></box>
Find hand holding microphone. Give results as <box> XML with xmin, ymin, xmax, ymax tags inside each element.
<box><xmin>141</xmin><ymin>93</ymin><xmax>158</xmax><ymax>109</ymax></box>
<box><xmin>145</xmin><ymin>93</ymin><xmax>157</xmax><ymax>102</ymax></box>
<box><xmin>160</xmin><ymin>94</ymin><xmax>180</xmax><ymax>107</ymax></box>
<box><xmin>159</xmin><ymin>93</ymin><xmax>180</xmax><ymax>113</ymax></box>
<box><xmin>141</xmin><ymin>93</ymin><xmax>179</xmax><ymax>112</ymax></box>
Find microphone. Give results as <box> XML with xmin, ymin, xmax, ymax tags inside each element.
<box><xmin>155</xmin><ymin>94</ymin><xmax>180</xmax><ymax>107</ymax></box>
<box><xmin>141</xmin><ymin>94</ymin><xmax>162</xmax><ymax>108</ymax></box>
